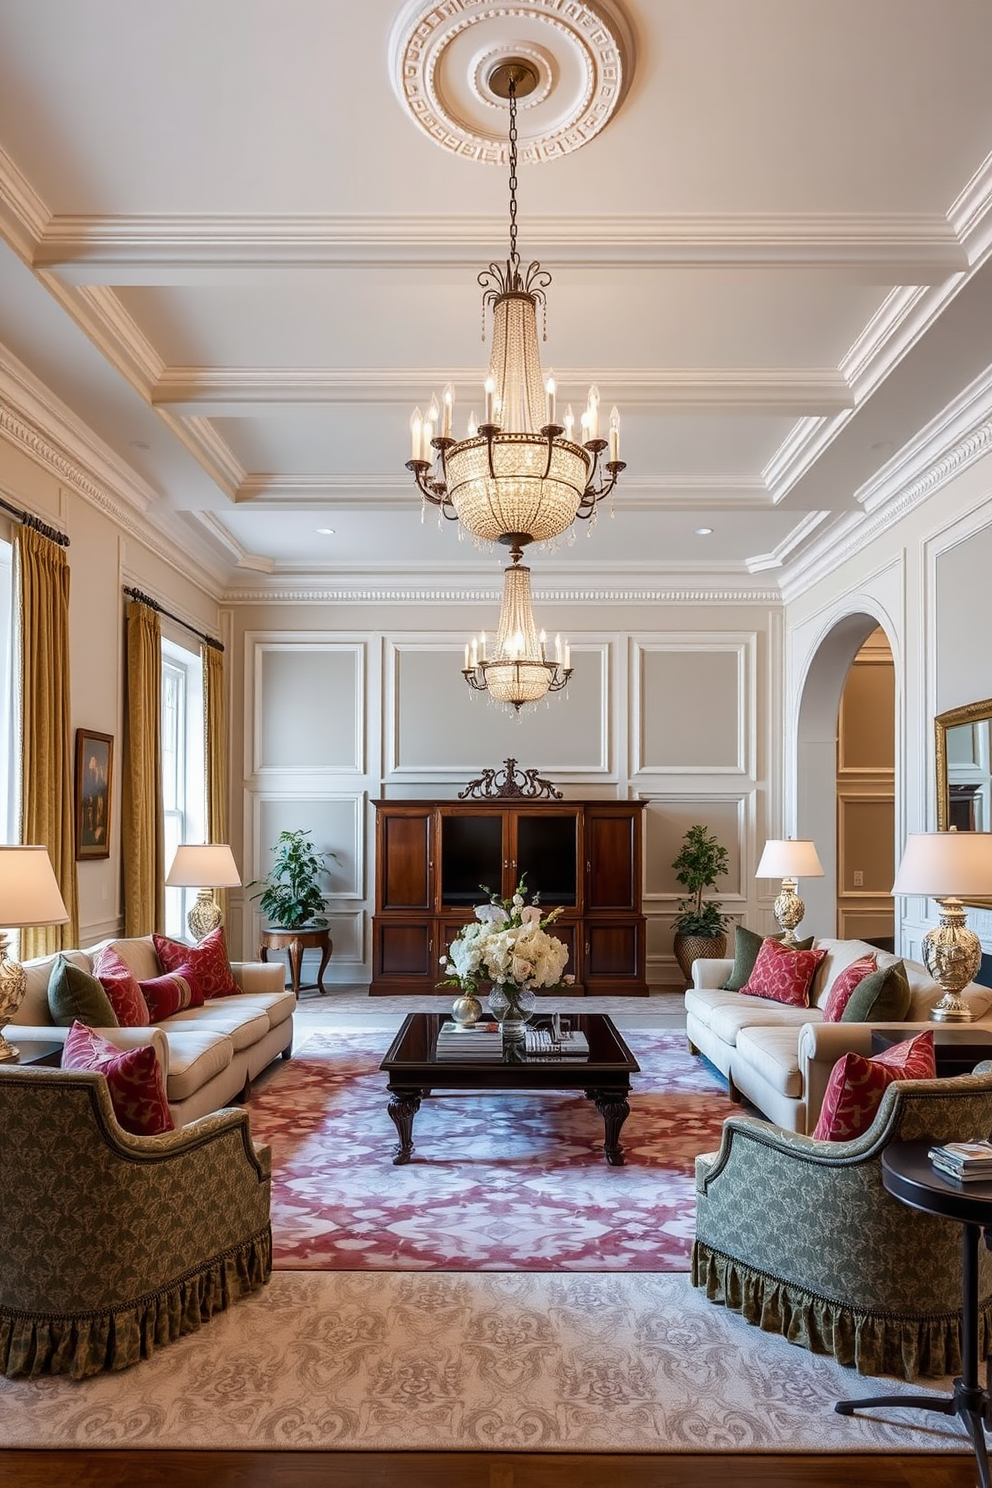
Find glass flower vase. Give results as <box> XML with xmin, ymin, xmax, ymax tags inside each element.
<box><xmin>487</xmin><ymin>982</ymin><xmax>537</xmax><ymax>1039</ymax></box>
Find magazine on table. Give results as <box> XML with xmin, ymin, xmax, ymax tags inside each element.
<box><xmin>928</xmin><ymin>1139</ymin><xmax>992</xmax><ymax>1179</ymax></box>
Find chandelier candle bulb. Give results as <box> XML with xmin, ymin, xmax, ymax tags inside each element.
<box><xmin>442</xmin><ymin>384</ymin><xmax>454</xmax><ymax>438</ymax></box>
<box><xmin>609</xmin><ymin>407</ymin><xmax>621</xmax><ymax>462</ymax></box>
<box><xmin>540</xmin><ymin>629</ymin><xmax>547</xmax><ymax>661</ymax></box>
<box><xmin>545</xmin><ymin>372</ymin><xmax>556</xmax><ymax>426</ymax></box>
<box><xmin>564</xmin><ymin>640</ymin><xmax>570</xmax><ymax>670</ymax></box>
<box><xmin>467</xmin><ymin>411</ymin><xmax>478</xmax><ymax>438</ymax></box>
<box><xmin>464</xmin><ymin>643</ymin><xmax>470</xmax><ymax>671</ymax></box>
<box><xmin>564</xmin><ymin>405</ymin><xmax>574</xmax><ymax>440</ymax></box>
<box><xmin>410</xmin><ymin>408</ymin><xmax>423</xmax><ymax>462</ymax></box>
<box><xmin>555</xmin><ymin>633</ymin><xmax>562</xmax><ymax>663</ymax></box>
<box><xmin>485</xmin><ymin>377</ymin><xmax>496</xmax><ymax>425</ymax></box>
<box><xmin>479</xmin><ymin>632</ymin><xmax>486</xmax><ymax>661</ymax></box>
<box><xmin>587</xmin><ymin>386</ymin><xmax>600</xmax><ymax>441</ymax></box>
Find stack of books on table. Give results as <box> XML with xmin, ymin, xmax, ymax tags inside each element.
<box><xmin>435</xmin><ymin>1020</ymin><xmax>505</xmax><ymax>1060</ymax></box>
<box><xmin>928</xmin><ymin>1140</ymin><xmax>992</xmax><ymax>1182</ymax></box>
<box><xmin>523</xmin><ymin>1026</ymin><xmax>590</xmax><ymax>1059</ymax></box>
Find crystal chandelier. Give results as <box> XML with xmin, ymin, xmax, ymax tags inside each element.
<box><xmin>463</xmin><ymin>542</ymin><xmax>572</xmax><ymax>712</ymax></box>
<box><xmin>406</xmin><ymin>60</ymin><xmax>625</xmax><ymax>552</ymax></box>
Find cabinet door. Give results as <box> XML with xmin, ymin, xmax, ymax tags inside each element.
<box><xmin>512</xmin><ymin>808</ymin><xmax>580</xmax><ymax>908</ymax></box>
<box><xmin>378</xmin><ymin>809</ymin><xmax>432</xmax><ymax>911</ymax></box>
<box><xmin>586</xmin><ymin>807</ymin><xmax>639</xmax><ymax>911</ymax></box>
<box><xmin>373</xmin><ymin>921</ymin><xmax>434</xmax><ymax>980</ymax></box>
<box><xmin>584</xmin><ymin>920</ymin><xmax>643</xmax><ymax>986</ymax></box>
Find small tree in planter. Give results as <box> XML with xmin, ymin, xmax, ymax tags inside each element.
<box><xmin>671</xmin><ymin>824</ymin><xmax>730</xmax><ymax>981</ymax></box>
<box><xmin>248</xmin><ymin>829</ymin><xmax>328</xmax><ymax>930</ymax></box>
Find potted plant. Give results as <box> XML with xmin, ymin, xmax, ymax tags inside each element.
<box><xmin>248</xmin><ymin>829</ymin><xmax>328</xmax><ymax>930</ymax></box>
<box><xmin>671</xmin><ymin>824</ymin><xmax>730</xmax><ymax>981</ymax></box>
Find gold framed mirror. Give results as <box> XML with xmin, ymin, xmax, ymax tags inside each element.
<box><xmin>935</xmin><ymin>697</ymin><xmax>992</xmax><ymax>906</ymax></box>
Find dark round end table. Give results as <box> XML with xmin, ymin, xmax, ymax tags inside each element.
<box><xmin>835</xmin><ymin>1140</ymin><xmax>992</xmax><ymax>1486</ymax></box>
<box><xmin>258</xmin><ymin>926</ymin><xmax>332</xmax><ymax>997</ymax></box>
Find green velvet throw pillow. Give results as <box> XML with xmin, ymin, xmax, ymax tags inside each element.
<box><xmin>840</xmin><ymin>959</ymin><xmax>911</xmax><ymax>1023</ymax></box>
<box><xmin>47</xmin><ymin>954</ymin><xmax>119</xmax><ymax>1029</ymax></box>
<box><xmin>722</xmin><ymin>925</ymin><xmax>814</xmax><ymax>991</ymax></box>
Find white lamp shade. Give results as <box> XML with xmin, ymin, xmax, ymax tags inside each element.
<box><xmin>0</xmin><ymin>846</ymin><xmax>70</xmax><ymax>926</ymax></box>
<box><xmin>892</xmin><ymin>831</ymin><xmax>992</xmax><ymax>898</ymax></box>
<box><xmin>755</xmin><ymin>839</ymin><xmax>824</xmax><ymax>879</ymax></box>
<box><xmin>166</xmin><ymin>843</ymin><xmax>242</xmax><ymax>889</ymax></box>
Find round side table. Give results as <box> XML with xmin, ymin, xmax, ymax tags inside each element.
<box><xmin>835</xmin><ymin>1140</ymin><xmax>992</xmax><ymax>1487</ymax></box>
<box><xmin>258</xmin><ymin>926</ymin><xmax>332</xmax><ymax>997</ymax></box>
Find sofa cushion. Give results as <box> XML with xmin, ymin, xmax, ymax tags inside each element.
<box><xmin>154</xmin><ymin>927</ymin><xmax>239</xmax><ymax>999</ymax></box>
<box><xmin>139</xmin><ymin>970</ymin><xmax>200</xmax><ymax>1021</ymax></box>
<box><xmin>841</xmin><ymin>959</ymin><xmax>912</xmax><ymax>1023</ymax></box>
<box><xmin>740</xmin><ymin>938</ymin><xmax>827</xmax><ymax>1006</ymax></box>
<box><xmin>822</xmin><ymin>954</ymin><xmax>877</xmax><ymax>1022</ymax></box>
<box><xmin>722</xmin><ymin>926</ymin><xmax>814</xmax><ymax>991</ymax></box>
<box><xmin>47</xmin><ymin>955</ymin><xmax>119</xmax><ymax>1029</ymax></box>
<box><xmin>162</xmin><ymin>1003</ymin><xmax>271</xmax><ymax>1053</ymax></box>
<box><xmin>734</xmin><ymin>1025</ymin><xmax>805</xmax><ymax>1100</ymax></box>
<box><xmin>812</xmin><ymin>1028</ymin><xmax>935</xmax><ymax>1141</ymax></box>
<box><xmin>62</xmin><ymin>1020</ymin><xmax>173</xmax><ymax>1136</ymax></box>
<box><xmin>158</xmin><ymin>1028</ymin><xmax>235</xmax><ymax>1104</ymax></box>
<box><xmin>706</xmin><ymin>996</ymin><xmax>823</xmax><ymax>1046</ymax></box>
<box><xmin>222</xmin><ymin>989</ymin><xmax>297</xmax><ymax>1030</ymax></box>
<box><xmin>93</xmin><ymin>945</ymin><xmax>151</xmax><ymax>1027</ymax></box>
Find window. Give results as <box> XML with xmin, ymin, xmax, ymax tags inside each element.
<box><xmin>162</xmin><ymin>636</ymin><xmax>205</xmax><ymax>939</ymax></box>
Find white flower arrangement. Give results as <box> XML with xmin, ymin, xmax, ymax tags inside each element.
<box><xmin>438</xmin><ymin>879</ymin><xmax>572</xmax><ymax>994</ymax></box>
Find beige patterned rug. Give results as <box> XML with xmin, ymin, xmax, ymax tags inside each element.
<box><xmin>0</xmin><ymin>1271</ymin><xmax>970</xmax><ymax>1456</ymax></box>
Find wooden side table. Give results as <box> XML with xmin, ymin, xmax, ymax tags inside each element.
<box><xmin>258</xmin><ymin>927</ymin><xmax>332</xmax><ymax>997</ymax></box>
<box><xmin>8</xmin><ymin>1039</ymin><xmax>63</xmax><ymax>1067</ymax></box>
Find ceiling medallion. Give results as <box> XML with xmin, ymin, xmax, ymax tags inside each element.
<box><xmin>389</xmin><ymin>0</ymin><xmax>633</xmax><ymax>164</ymax></box>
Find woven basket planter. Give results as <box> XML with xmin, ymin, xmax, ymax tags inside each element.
<box><xmin>673</xmin><ymin>932</ymin><xmax>727</xmax><ymax>983</ymax></box>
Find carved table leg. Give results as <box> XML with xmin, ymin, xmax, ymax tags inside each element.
<box><xmin>315</xmin><ymin>935</ymin><xmax>332</xmax><ymax>995</ymax></box>
<box><xmin>591</xmin><ymin>1089</ymin><xmax>631</xmax><ymax>1166</ymax></box>
<box><xmin>387</xmin><ymin>1088</ymin><xmax>423</xmax><ymax>1165</ymax></box>
<box><xmin>286</xmin><ymin>937</ymin><xmax>304</xmax><ymax>998</ymax></box>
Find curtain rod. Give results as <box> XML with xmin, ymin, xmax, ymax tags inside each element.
<box><xmin>0</xmin><ymin>495</ymin><xmax>69</xmax><ymax>547</ymax></box>
<box><xmin>123</xmin><ymin>586</ymin><xmax>224</xmax><ymax>652</ymax></box>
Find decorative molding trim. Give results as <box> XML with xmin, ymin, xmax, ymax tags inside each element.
<box><xmin>0</xmin><ymin>142</ymin><xmax>50</xmax><ymax>259</ymax></box>
<box><xmin>32</xmin><ymin>211</ymin><xmax>969</xmax><ymax>274</ymax></box>
<box><xmin>235</xmin><ymin>470</ymin><xmax>770</xmax><ymax>503</ymax></box>
<box><xmin>191</xmin><ymin>511</ymin><xmax>274</xmax><ymax>574</ymax></box>
<box><xmin>947</xmin><ymin>149</ymin><xmax>992</xmax><ymax>254</ymax></box>
<box><xmin>629</xmin><ymin>634</ymin><xmax>756</xmax><ymax>779</ymax></box>
<box><xmin>745</xmin><ymin>510</ymin><xmax>832</xmax><ymax>572</ymax></box>
<box><xmin>223</xmin><ymin>583</ymin><xmax>785</xmax><ymax>605</ymax></box>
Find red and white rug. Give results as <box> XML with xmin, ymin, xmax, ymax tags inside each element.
<box><xmin>249</xmin><ymin>1028</ymin><xmax>735</xmax><ymax>1272</ymax></box>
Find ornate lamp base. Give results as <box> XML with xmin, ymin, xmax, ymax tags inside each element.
<box><xmin>772</xmin><ymin>878</ymin><xmax>806</xmax><ymax>946</ymax></box>
<box><xmin>186</xmin><ymin>890</ymin><xmax>223</xmax><ymax>943</ymax></box>
<box><xmin>0</xmin><ymin>933</ymin><xmax>27</xmax><ymax>1062</ymax></box>
<box><xmin>924</xmin><ymin>898</ymin><xmax>979</xmax><ymax>1023</ymax></box>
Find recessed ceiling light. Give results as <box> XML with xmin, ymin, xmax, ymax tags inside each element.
<box><xmin>316</xmin><ymin>527</ymin><xmax>335</xmax><ymax>535</ymax></box>
<box><xmin>129</xmin><ymin>440</ymin><xmax>151</xmax><ymax>451</ymax></box>
<box><xmin>694</xmin><ymin>526</ymin><xmax>713</xmax><ymax>536</ymax></box>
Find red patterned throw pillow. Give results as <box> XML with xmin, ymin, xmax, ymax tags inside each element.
<box><xmin>63</xmin><ymin>1021</ymin><xmax>174</xmax><ymax>1136</ymax></box>
<box><xmin>153</xmin><ymin>926</ymin><xmax>238</xmax><ymax>999</ymax></box>
<box><xmin>93</xmin><ymin>945</ymin><xmax>151</xmax><ymax>1027</ymax></box>
<box><xmin>812</xmin><ymin>1029</ymin><xmax>936</xmax><ymax>1142</ymax></box>
<box><xmin>822</xmin><ymin>954</ymin><xmax>878</xmax><ymax>1022</ymax></box>
<box><xmin>739</xmin><ymin>937</ymin><xmax>827</xmax><ymax>1007</ymax></box>
<box><xmin>139</xmin><ymin>970</ymin><xmax>198</xmax><ymax>1021</ymax></box>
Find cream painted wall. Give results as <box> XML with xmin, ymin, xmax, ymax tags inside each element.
<box><xmin>0</xmin><ymin>433</ymin><xmax>222</xmax><ymax>947</ymax></box>
<box><xmin>227</xmin><ymin>597</ymin><xmax>785</xmax><ymax>990</ymax></box>
<box><xmin>783</xmin><ymin>443</ymin><xmax>992</xmax><ymax>962</ymax></box>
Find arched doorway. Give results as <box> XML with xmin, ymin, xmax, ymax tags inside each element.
<box><xmin>795</xmin><ymin>612</ymin><xmax>897</xmax><ymax>939</ymax></box>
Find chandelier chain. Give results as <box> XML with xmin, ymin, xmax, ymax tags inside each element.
<box><xmin>507</xmin><ymin>78</ymin><xmax>520</xmax><ymax>286</ymax></box>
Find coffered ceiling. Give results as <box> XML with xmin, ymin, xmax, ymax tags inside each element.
<box><xmin>0</xmin><ymin>0</ymin><xmax>990</xmax><ymax>599</ymax></box>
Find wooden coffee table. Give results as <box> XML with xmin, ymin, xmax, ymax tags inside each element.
<box><xmin>379</xmin><ymin>1012</ymin><xmax>640</xmax><ymax>1168</ymax></box>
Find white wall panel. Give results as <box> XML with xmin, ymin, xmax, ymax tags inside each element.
<box><xmin>631</xmin><ymin>635</ymin><xmax>753</xmax><ymax>776</ymax></box>
<box><xmin>388</xmin><ymin>639</ymin><xmax>611</xmax><ymax>777</ymax></box>
<box><xmin>252</xmin><ymin>792</ymin><xmax>364</xmax><ymax>900</ymax></box>
<box><xmin>641</xmin><ymin>794</ymin><xmax>747</xmax><ymax>903</ymax></box>
<box><xmin>250</xmin><ymin>639</ymin><xmax>364</xmax><ymax>775</ymax></box>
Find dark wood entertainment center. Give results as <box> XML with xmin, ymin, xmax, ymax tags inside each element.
<box><xmin>370</xmin><ymin>796</ymin><xmax>647</xmax><ymax>996</ymax></box>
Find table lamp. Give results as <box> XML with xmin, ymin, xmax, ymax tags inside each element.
<box><xmin>891</xmin><ymin>829</ymin><xmax>992</xmax><ymax>1023</ymax></box>
<box><xmin>0</xmin><ymin>845</ymin><xmax>70</xmax><ymax>1062</ymax></box>
<box><xmin>165</xmin><ymin>843</ymin><xmax>241</xmax><ymax>941</ymax></box>
<box><xmin>755</xmin><ymin>838</ymin><xmax>824</xmax><ymax>944</ymax></box>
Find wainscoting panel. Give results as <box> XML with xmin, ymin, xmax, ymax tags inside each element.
<box><xmin>641</xmin><ymin>794</ymin><xmax>748</xmax><ymax>904</ymax></box>
<box><xmin>252</xmin><ymin>792</ymin><xmax>365</xmax><ymax>902</ymax></box>
<box><xmin>386</xmin><ymin>638</ymin><xmax>611</xmax><ymax>778</ymax></box>
<box><xmin>249</xmin><ymin>638</ymin><xmax>364</xmax><ymax>776</ymax></box>
<box><xmin>630</xmin><ymin>635</ymin><xmax>754</xmax><ymax>777</ymax></box>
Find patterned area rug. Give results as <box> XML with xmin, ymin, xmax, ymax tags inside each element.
<box><xmin>251</xmin><ymin>1028</ymin><xmax>735</xmax><ymax>1271</ymax></box>
<box><xmin>0</xmin><ymin>1272</ymin><xmax>968</xmax><ymax>1455</ymax></box>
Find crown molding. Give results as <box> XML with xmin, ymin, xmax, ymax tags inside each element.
<box><xmin>157</xmin><ymin>411</ymin><xmax>245</xmax><ymax>501</ymax></box>
<box><xmin>745</xmin><ymin>511</ymin><xmax>832</xmax><ymax>573</ymax></box>
<box><xmin>947</xmin><ymin>149</ymin><xmax>992</xmax><ymax>257</ymax></box>
<box><xmin>31</xmin><ymin>212</ymin><xmax>968</xmax><ymax>278</ymax></box>
<box><xmin>190</xmin><ymin>511</ymin><xmax>274</xmax><ymax>573</ymax></box>
<box><xmin>234</xmin><ymin>471</ymin><xmax>770</xmax><ymax>506</ymax></box>
<box><xmin>155</xmin><ymin>365</ymin><xmax>852</xmax><ymax>415</ymax></box>
<box><xmin>0</xmin><ymin>143</ymin><xmax>50</xmax><ymax>262</ymax></box>
<box><xmin>222</xmin><ymin>581</ymin><xmax>784</xmax><ymax>605</ymax></box>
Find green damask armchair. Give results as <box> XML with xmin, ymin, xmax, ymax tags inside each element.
<box><xmin>0</xmin><ymin>1066</ymin><xmax>272</xmax><ymax>1379</ymax></box>
<box><xmin>693</xmin><ymin>1068</ymin><xmax>992</xmax><ymax>1379</ymax></box>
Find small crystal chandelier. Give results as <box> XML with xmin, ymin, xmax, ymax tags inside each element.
<box><xmin>463</xmin><ymin>542</ymin><xmax>572</xmax><ymax>712</ymax></box>
<box><xmin>406</xmin><ymin>59</ymin><xmax>625</xmax><ymax>552</ymax></box>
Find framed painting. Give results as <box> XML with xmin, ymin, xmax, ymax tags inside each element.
<box><xmin>75</xmin><ymin>729</ymin><xmax>113</xmax><ymax>860</ymax></box>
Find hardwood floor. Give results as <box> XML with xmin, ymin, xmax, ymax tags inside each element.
<box><xmin>0</xmin><ymin>1452</ymin><xmax>977</xmax><ymax>1487</ymax></box>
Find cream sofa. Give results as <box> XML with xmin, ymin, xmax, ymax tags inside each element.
<box><xmin>685</xmin><ymin>937</ymin><xmax>992</xmax><ymax>1134</ymax></box>
<box><xmin>9</xmin><ymin>936</ymin><xmax>294</xmax><ymax>1125</ymax></box>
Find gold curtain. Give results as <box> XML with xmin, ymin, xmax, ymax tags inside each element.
<box><xmin>15</xmin><ymin>525</ymin><xmax>78</xmax><ymax>954</ymax></box>
<box><xmin>203</xmin><ymin>640</ymin><xmax>229</xmax><ymax>920</ymax></box>
<box><xmin>122</xmin><ymin>599</ymin><xmax>164</xmax><ymax>935</ymax></box>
